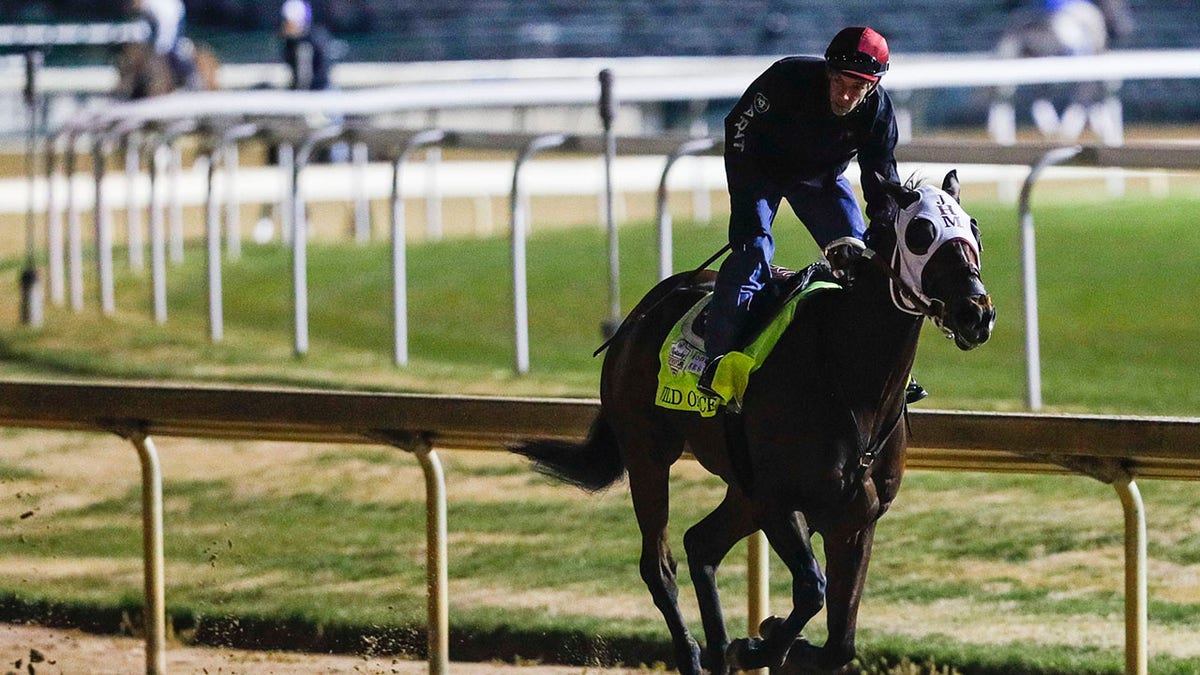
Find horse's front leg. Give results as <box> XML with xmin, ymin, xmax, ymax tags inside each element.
<box><xmin>726</xmin><ymin>509</ymin><xmax>825</xmax><ymax>671</ymax></box>
<box><xmin>683</xmin><ymin>487</ymin><xmax>757</xmax><ymax>675</ymax></box>
<box><xmin>779</xmin><ymin>521</ymin><xmax>878</xmax><ymax>673</ymax></box>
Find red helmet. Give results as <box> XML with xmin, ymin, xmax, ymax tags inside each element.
<box><xmin>825</xmin><ymin>26</ymin><xmax>889</xmax><ymax>82</ymax></box>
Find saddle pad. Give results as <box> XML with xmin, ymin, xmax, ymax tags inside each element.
<box><xmin>656</xmin><ymin>281</ymin><xmax>840</xmax><ymax>417</ymax></box>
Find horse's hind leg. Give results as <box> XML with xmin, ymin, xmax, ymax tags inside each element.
<box><xmin>683</xmin><ymin>487</ymin><xmax>756</xmax><ymax>675</ymax></box>
<box><xmin>727</xmin><ymin>509</ymin><xmax>825</xmax><ymax>671</ymax></box>
<box><xmin>627</xmin><ymin>456</ymin><xmax>703</xmax><ymax>675</ymax></box>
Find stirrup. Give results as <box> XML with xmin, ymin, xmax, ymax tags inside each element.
<box><xmin>823</xmin><ymin>236</ymin><xmax>865</xmax><ymax>277</ymax></box>
<box><xmin>905</xmin><ymin>377</ymin><xmax>928</xmax><ymax>404</ymax></box>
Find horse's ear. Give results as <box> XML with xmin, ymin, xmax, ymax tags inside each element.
<box><xmin>876</xmin><ymin>172</ymin><xmax>920</xmax><ymax>210</ymax></box>
<box><xmin>942</xmin><ymin>170</ymin><xmax>961</xmax><ymax>203</ymax></box>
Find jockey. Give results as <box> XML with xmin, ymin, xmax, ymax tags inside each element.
<box><xmin>130</xmin><ymin>0</ymin><xmax>195</xmax><ymax>88</ymax></box>
<box><xmin>698</xmin><ymin>26</ymin><xmax>925</xmax><ymax>403</ymax></box>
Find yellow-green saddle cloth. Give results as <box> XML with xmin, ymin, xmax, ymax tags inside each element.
<box><xmin>656</xmin><ymin>281</ymin><xmax>840</xmax><ymax>417</ymax></box>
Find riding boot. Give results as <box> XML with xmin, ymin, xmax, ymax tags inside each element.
<box><xmin>696</xmin><ymin>355</ymin><xmax>724</xmax><ymax>399</ymax></box>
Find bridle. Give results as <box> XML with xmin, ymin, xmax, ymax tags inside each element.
<box><xmin>860</xmin><ymin>187</ymin><xmax>983</xmax><ymax>341</ymax></box>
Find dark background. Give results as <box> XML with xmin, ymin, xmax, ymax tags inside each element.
<box><xmin>3</xmin><ymin>1</ymin><xmax>1198</xmax><ymax>128</ymax></box>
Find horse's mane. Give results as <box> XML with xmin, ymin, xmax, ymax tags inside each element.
<box><xmin>903</xmin><ymin>172</ymin><xmax>925</xmax><ymax>190</ymax></box>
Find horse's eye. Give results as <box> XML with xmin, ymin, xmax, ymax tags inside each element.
<box><xmin>905</xmin><ymin>217</ymin><xmax>936</xmax><ymax>255</ymax></box>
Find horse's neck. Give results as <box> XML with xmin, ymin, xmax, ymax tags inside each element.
<box><xmin>826</xmin><ymin>266</ymin><xmax>923</xmax><ymax>410</ymax></box>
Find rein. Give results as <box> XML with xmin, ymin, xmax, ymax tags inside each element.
<box><xmin>861</xmin><ymin>247</ymin><xmax>955</xmax><ymax>340</ymax></box>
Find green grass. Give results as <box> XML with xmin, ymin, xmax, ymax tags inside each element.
<box><xmin>3</xmin><ymin>193</ymin><xmax>1198</xmax><ymax>415</ymax></box>
<box><xmin>0</xmin><ymin>189</ymin><xmax>1198</xmax><ymax>672</ymax></box>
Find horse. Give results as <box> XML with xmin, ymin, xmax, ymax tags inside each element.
<box><xmin>114</xmin><ymin>39</ymin><xmax>220</xmax><ymax>100</ymax></box>
<box><xmin>513</xmin><ymin>171</ymin><xmax>995</xmax><ymax>674</ymax></box>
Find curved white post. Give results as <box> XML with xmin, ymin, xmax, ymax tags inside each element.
<box><xmin>93</xmin><ymin>135</ymin><xmax>115</xmax><ymax>315</ymax></box>
<box><xmin>149</xmin><ymin>143</ymin><xmax>169</xmax><ymax>324</ymax></box>
<box><xmin>203</xmin><ymin>147</ymin><xmax>223</xmax><ymax>342</ymax></box>
<box><xmin>655</xmin><ymin>137</ymin><xmax>717</xmax><ymax>281</ymax></box>
<box><xmin>1018</xmin><ymin>145</ymin><xmax>1083</xmax><ymax>411</ymax></box>
<box><xmin>65</xmin><ymin>133</ymin><xmax>84</xmax><ymax>312</ymax></box>
<box><xmin>123</xmin><ymin>132</ymin><xmax>145</xmax><ymax>272</ymax></box>
<box><xmin>390</xmin><ymin>130</ymin><xmax>446</xmax><ymax>367</ymax></box>
<box><xmin>291</xmin><ymin>125</ymin><xmax>346</xmax><ymax>356</ymax></box>
<box><xmin>509</xmin><ymin>134</ymin><xmax>567</xmax><ymax>374</ymax></box>
<box><xmin>45</xmin><ymin>131</ymin><xmax>66</xmax><ymax>306</ymax></box>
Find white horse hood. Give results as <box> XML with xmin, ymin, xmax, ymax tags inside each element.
<box><xmin>890</xmin><ymin>185</ymin><xmax>981</xmax><ymax>315</ymax></box>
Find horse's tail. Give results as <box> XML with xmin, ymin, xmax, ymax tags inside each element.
<box><xmin>510</xmin><ymin>413</ymin><xmax>625</xmax><ymax>492</ymax></box>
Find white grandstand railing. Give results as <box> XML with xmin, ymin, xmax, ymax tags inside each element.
<box><xmin>0</xmin><ymin>380</ymin><xmax>1196</xmax><ymax>674</ymax></box>
<box><xmin>9</xmin><ymin>49</ymin><xmax>1200</xmax><ymax>98</ymax></box>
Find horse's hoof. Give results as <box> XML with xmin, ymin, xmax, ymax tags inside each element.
<box><xmin>678</xmin><ymin>638</ymin><xmax>703</xmax><ymax>675</ymax></box>
<box><xmin>772</xmin><ymin>638</ymin><xmax>822</xmax><ymax>674</ymax></box>
<box><xmin>726</xmin><ymin>636</ymin><xmax>772</xmax><ymax>671</ymax></box>
<box><xmin>757</xmin><ymin>615</ymin><xmax>786</xmax><ymax>641</ymax></box>
<box><xmin>701</xmin><ymin>644</ymin><xmax>730</xmax><ymax>675</ymax></box>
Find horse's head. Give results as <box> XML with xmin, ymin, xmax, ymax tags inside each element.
<box><xmin>866</xmin><ymin>171</ymin><xmax>995</xmax><ymax>350</ymax></box>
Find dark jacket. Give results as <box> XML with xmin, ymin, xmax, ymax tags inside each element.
<box><xmin>284</xmin><ymin>24</ymin><xmax>334</xmax><ymax>91</ymax></box>
<box><xmin>724</xmin><ymin>56</ymin><xmax>899</xmax><ymax>225</ymax></box>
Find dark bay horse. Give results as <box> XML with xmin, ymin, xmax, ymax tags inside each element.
<box><xmin>514</xmin><ymin>171</ymin><xmax>995</xmax><ymax>674</ymax></box>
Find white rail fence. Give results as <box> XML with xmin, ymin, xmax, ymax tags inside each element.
<box><xmin>0</xmin><ymin>381</ymin><xmax>1197</xmax><ymax>674</ymax></box>
<box><xmin>18</xmin><ymin>126</ymin><xmax>1200</xmax><ymax>410</ymax></box>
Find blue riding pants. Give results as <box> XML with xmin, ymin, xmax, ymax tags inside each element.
<box><xmin>705</xmin><ymin>174</ymin><xmax>865</xmax><ymax>359</ymax></box>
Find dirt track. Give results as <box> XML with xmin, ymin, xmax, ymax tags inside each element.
<box><xmin>0</xmin><ymin>623</ymin><xmax>655</xmax><ymax>674</ymax></box>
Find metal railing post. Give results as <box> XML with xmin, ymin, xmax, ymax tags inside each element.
<box><xmin>277</xmin><ymin>142</ymin><xmax>295</xmax><ymax>244</ymax></box>
<box><xmin>93</xmin><ymin>133</ymin><xmax>116</xmax><ymax>315</ymax></box>
<box><xmin>377</xmin><ymin>431</ymin><xmax>448</xmax><ymax>675</ymax></box>
<box><xmin>123</xmin><ymin>131</ymin><xmax>145</xmax><ymax>273</ymax></box>
<box><xmin>65</xmin><ymin>132</ymin><xmax>84</xmax><ymax>312</ymax></box>
<box><xmin>509</xmin><ymin>133</ymin><xmax>567</xmax><ymax>375</ymax></box>
<box><xmin>1018</xmin><ymin>145</ymin><xmax>1083</xmax><ymax>411</ymax></box>
<box><xmin>291</xmin><ymin>124</ymin><xmax>346</xmax><ymax>357</ymax></box>
<box><xmin>655</xmin><ymin>137</ymin><xmax>717</xmax><ymax>281</ymax></box>
<box><xmin>45</xmin><ymin>130</ymin><xmax>65</xmax><ymax>307</ymax></box>
<box><xmin>215</xmin><ymin>123</ymin><xmax>257</xmax><ymax>262</ymax></box>
<box><xmin>167</xmin><ymin>137</ymin><xmax>185</xmax><ymax>264</ymax></box>
<box><xmin>747</xmin><ymin>530</ymin><xmax>769</xmax><ymax>642</ymax></box>
<box><xmin>20</xmin><ymin>50</ymin><xmax>44</xmax><ymax>328</ymax></box>
<box><xmin>1114</xmin><ymin>475</ymin><xmax>1148</xmax><ymax>675</ymax></box>
<box><xmin>352</xmin><ymin>141</ymin><xmax>371</xmax><ymax>244</ymax></box>
<box><xmin>598</xmin><ymin>69</ymin><xmax>620</xmax><ymax>338</ymax></box>
<box><xmin>125</xmin><ymin>429</ymin><xmax>166</xmax><ymax>675</ymax></box>
<box><xmin>390</xmin><ymin>130</ymin><xmax>446</xmax><ymax>367</ymax></box>
<box><xmin>149</xmin><ymin>141</ymin><xmax>169</xmax><ymax>324</ymax></box>
<box><xmin>203</xmin><ymin>145</ymin><xmax>223</xmax><ymax>342</ymax></box>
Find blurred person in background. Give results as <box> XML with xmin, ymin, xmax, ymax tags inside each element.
<box><xmin>281</xmin><ymin>0</ymin><xmax>334</xmax><ymax>92</ymax></box>
<box><xmin>698</xmin><ymin>26</ymin><xmax>927</xmax><ymax>403</ymax></box>
<box><xmin>280</xmin><ymin>0</ymin><xmax>347</xmax><ymax>161</ymax></box>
